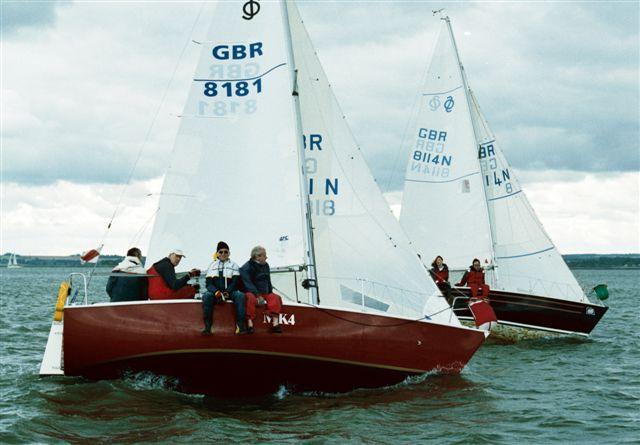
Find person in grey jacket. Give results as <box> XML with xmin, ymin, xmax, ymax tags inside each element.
<box><xmin>106</xmin><ymin>247</ymin><xmax>148</xmax><ymax>302</ymax></box>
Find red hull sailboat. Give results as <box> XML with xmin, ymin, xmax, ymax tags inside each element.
<box><xmin>40</xmin><ymin>2</ymin><xmax>487</xmax><ymax>395</ymax></box>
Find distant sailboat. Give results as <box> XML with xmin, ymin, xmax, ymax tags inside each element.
<box><xmin>399</xmin><ymin>16</ymin><xmax>607</xmax><ymax>336</ymax></box>
<box><xmin>7</xmin><ymin>253</ymin><xmax>21</xmax><ymax>269</ymax></box>
<box><xmin>40</xmin><ymin>2</ymin><xmax>487</xmax><ymax>396</ymax></box>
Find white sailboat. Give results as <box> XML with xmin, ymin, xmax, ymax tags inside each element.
<box><xmin>7</xmin><ymin>253</ymin><xmax>21</xmax><ymax>269</ymax></box>
<box><xmin>41</xmin><ymin>2</ymin><xmax>487</xmax><ymax>396</ymax></box>
<box><xmin>399</xmin><ymin>16</ymin><xmax>607</xmax><ymax>336</ymax></box>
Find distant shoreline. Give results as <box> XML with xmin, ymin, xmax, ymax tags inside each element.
<box><xmin>2</xmin><ymin>253</ymin><xmax>638</xmax><ymax>270</ymax></box>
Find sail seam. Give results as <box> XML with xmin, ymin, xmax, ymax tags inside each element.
<box><xmin>497</xmin><ymin>246</ymin><xmax>555</xmax><ymax>259</ymax></box>
<box><xmin>405</xmin><ymin>172</ymin><xmax>479</xmax><ymax>184</ymax></box>
<box><xmin>422</xmin><ymin>85</ymin><xmax>463</xmax><ymax>96</ymax></box>
<box><xmin>487</xmin><ymin>190</ymin><xmax>523</xmax><ymax>201</ymax></box>
<box><xmin>193</xmin><ymin>62</ymin><xmax>287</xmax><ymax>82</ymax></box>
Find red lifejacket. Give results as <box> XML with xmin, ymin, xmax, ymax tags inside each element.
<box><xmin>147</xmin><ymin>265</ymin><xmax>195</xmax><ymax>300</ymax></box>
<box><xmin>465</xmin><ymin>269</ymin><xmax>485</xmax><ymax>288</ymax></box>
<box><xmin>431</xmin><ymin>267</ymin><xmax>449</xmax><ymax>284</ymax></box>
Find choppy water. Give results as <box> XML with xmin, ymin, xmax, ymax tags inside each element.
<box><xmin>1</xmin><ymin>267</ymin><xmax>638</xmax><ymax>444</ymax></box>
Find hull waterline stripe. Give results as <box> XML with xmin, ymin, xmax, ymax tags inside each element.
<box><xmin>487</xmin><ymin>190</ymin><xmax>522</xmax><ymax>202</ymax></box>
<box><xmin>422</xmin><ymin>86</ymin><xmax>463</xmax><ymax>96</ymax></box>
<box><xmin>405</xmin><ymin>172</ymin><xmax>479</xmax><ymax>184</ymax></box>
<box><xmin>455</xmin><ymin>297</ymin><xmax>583</xmax><ymax>314</ymax></box>
<box><xmin>194</xmin><ymin>62</ymin><xmax>287</xmax><ymax>82</ymax></box>
<box><xmin>496</xmin><ymin>246</ymin><xmax>555</xmax><ymax>259</ymax></box>
<box><xmin>457</xmin><ymin>316</ymin><xmax>590</xmax><ymax>337</ymax></box>
<box><xmin>95</xmin><ymin>348</ymin><xmax>465</xmax><ymax>374</ymax></box>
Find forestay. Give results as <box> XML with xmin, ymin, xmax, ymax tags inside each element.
<box><xmin>286</xmin><ymin>4</ymin><xmax>454</xmax><ymax>322</ymax></box>
<box><xmin>469</xmin><ymin>91</ymin><xmax>586</xmax><ymax>302</ymax></box>
<box><xmin>399</xmin><ymin>20</ymin><xmax>493</xmax><ymax>271</ymax></box>
<box><xmin>147</xmin><ymin>1</ymin><xmax>307</xmax><ymax>271</ymax></box>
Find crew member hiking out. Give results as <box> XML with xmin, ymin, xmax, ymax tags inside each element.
<box><xmin>106</xmin><ymin>247</ymin><xmax>148</xmax><ymax>302</ymax></box>
<box><xmin>429</xmin><ymin>255</ymin><xmax>452</xmax><ymax>305</ymax></box>
<box><xmin>147</xmin><ymin>249</ymin><xmax>200</xmax><ymax>300</ymax></box>
<box><xmin>240</xmin><ymin>245</ymin><xmax>283</xmax><ymax>334</ymax></box>
<box><xmin>456</xmin><ymin>258</ymin><xmax>490</xmax><ymax>300</ymax></box>
<box><xmin>201</xmin><ymin>241</ymin><xmax>247</xmax><ymax>335</ymax></box>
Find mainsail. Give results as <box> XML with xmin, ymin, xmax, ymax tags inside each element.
<box><xmin>146</xmin><ymin>1</ymin><xmax>456</xmax><ymax>323</ymax></box>
<box><xmin>400</xmin><ymin>17</ymin><xmax>586</xmax><ymax>303</ymax></box>
<box><xmin>147</xmin><ymin>2</ymin><xmax>307</xmax><ymax>271</ymax></box>
<box><xmin>398</xmin><ymin>19</ymin><xmax>493</xmax><ymax>272</ymax></box>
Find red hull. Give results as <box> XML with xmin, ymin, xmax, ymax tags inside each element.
<box><xmin>63</xmin><ymin>301</ymin><xmax>485</xmax><ymax>396</ymax></box>
<box><xmin>451</xmin><ymin>288</ymin><xmax>607</xmax><ymax>335</ymax></box>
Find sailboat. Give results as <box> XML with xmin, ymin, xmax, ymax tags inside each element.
<box><xmin>7</xmin><ymin>253</ymin><xmax>21</xmax><ymax>269</ymax></box>
<box><xmin>40</xmin><ymin>2</ymin><xmax>487</xmax><ymax>396</ymax></box>
<box><xmin>399</xmin><ymin>16</ymin><xmax>607</xmax><ymax>337</ymax></box>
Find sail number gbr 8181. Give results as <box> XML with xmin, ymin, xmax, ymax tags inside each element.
<box><xmin>197</xmin><ymin>42</ymin><xmax>266</xmax><ymax>117</ymax></box>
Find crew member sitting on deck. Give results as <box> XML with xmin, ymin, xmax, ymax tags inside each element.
<box><xmin>240</xmin><ymin>245</ymin><xmax>283</xmax><ymax>334</ymax></box>
<box><xmin>106</xmin><ymin>247</ymin><xmax>148</xmax><ymax>302</ymax></box>
<box><xmin>201</xmin><ymin>241</ymin><xmax>247</xmax><ymax>335</ymax></box>
<box><xmin>147</xmin><ymin>249</ymin><xmax>200</xmax><ymax>300</ymax></box>
<box><xmin>456</xmin><ymin>258</ymin><xmax>490</xmax><ymax>300</ymax></box>
<box><xmin>429</xmin><ymin>255</ymin><xmax>452</xmax><ymax>304</ymax></box>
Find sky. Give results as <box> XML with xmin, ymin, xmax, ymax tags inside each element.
<box><xmin>1</xmin><ymin>0</ymin><xmax>639</xmax><ymax>256</ymax></box>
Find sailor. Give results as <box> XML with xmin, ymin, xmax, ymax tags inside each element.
<box><xmin>240</xmin><ymin>245</ymin><xmax>283</xmax><ymax>334</ymax></box>
<box><xmin>429</xmin><ymin>255</ymin><xmax>452</xmax><ymax>304</ymax></box>
<box><xmin>106</xmin><ymin>247</ymin><xmax>148</xmax><ymax>302</ymax></box>
<box><xmin>456</xmin><ymin>258</ymin><xmax>490</xmax><ymax>300</ymax></box>
<box><xmin>201</xmin><ymin>241</ymin><xmax>247</xmax><ymax>335</ymax></box>
<box><xmin>147</xmin><ymin>249</ymin><xmax>200</xmax><ymax>300</ymax></box>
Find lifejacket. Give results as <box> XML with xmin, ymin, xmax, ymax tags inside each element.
<box><xmin>430</xmin><ymin>266</ymin><xmax>449</xmax><ymax>284</ymax></box>
<box><xmin>147</xmin><ymin>265</ymin><xmax>175</xmax><ymax>300</ymax></box>
<box><xmin>466</xmin><ymin>269</ymin><xmax>485</xmax><ymax>288</ymax></box>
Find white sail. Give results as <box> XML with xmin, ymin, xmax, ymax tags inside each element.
<box><xmin>287</xmin><ymin>3</ymin><xmax>453</xmax><ymax>322</ymax></box>
<box><xmin>469</xmin><ymin>91</ymin><xmax>586</xmax><ymax>302</ymax></box>
<box><xmin>399</xmin><ymin>20</ymin><xmax>493</xmax><ymax>271</ymax></box>
<box><xmin>147</xmin><ymin>1</ymin><xmax>307</xmax><ymax>271</ymax></box>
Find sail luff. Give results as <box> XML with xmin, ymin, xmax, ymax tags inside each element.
<box><xmin>442</xmin><ymin>16</ymin><xmax>499</xmax><ymax>285</ymax></box>
<box><xmin>281</xmin><ymin>0</ymin><xmax>319</xmax><ymax>305</ymax></box>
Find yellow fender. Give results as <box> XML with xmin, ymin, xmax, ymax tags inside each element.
<box><xmin>54</xmin><ymin>281</ymin><xmax>70</xmax><ymax>322</ymax></box>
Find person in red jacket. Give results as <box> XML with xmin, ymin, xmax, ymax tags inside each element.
<box><xmin>147</xmin><ymin>249</ymin><xmax>201</xmax><ymax>300</ymax></box>
<box><xmin>429</xmin><ymin>255</ymin><xmax>452</xmax><ymax>304</ymax></box>
<box><xmin>456</xmin><ymin>258</ymin><xmax>490</xmax><ymax>300</ymax></box>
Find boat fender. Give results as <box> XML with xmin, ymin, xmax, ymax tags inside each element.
<box><xmin>54</xmin><ymin>281</ymin><xmax>71</xmax><ymax>322</ymax></box>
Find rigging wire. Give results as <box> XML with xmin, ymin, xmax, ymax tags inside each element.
<box><xmin>86</xmin><ymin>3</ymin><xmax>205</xmax><ymax>287</ymax></box>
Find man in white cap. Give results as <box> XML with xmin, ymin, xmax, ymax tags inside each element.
<box><xmin>147</xmin><ymin>249</ymin><xmax>201</xmax><ymax>300</ymax></box>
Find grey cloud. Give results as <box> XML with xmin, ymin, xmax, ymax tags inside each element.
<box><xmin>1</xmin><ymin>0</ymin><xmax>68</xmax><ymax>37</ymax></box>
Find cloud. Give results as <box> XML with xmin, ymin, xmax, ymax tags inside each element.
<box><xmin>1</xmin><ymin>178</ymin><xmax>161</xmax><ymax>256</ymax></box>
<box><xmin>1</xmin><ymin>0</ymin><xmax>68</xmax><ymax>37</ymax></box>
<box><xmin>385</xmin><ymin>171</ymin><xmax>639</xmax><ymax>254</ymax></box>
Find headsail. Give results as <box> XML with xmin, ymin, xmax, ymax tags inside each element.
<box><xmin>469</xmin><ymin>90</ymin><xmax>586</xmax><ymax>302</ymax></box>
<box><xmin>399</xmin><ymin>19</ymin><xmax>493</xmax><ymax>271</ymax></box>
<box><xmin>287</xmin><ymin>3</ymin><xmax>453</xmax><ymax>321</ymax></box>
<box><xmin>400</xmin><ymin>17</ymin><xmax>586</xmax><ymax>303</ymax></box>
<box><xmin>146</xmin><ymin>1</ymin><xmax>307</xmax><ymax>271</ymax></box>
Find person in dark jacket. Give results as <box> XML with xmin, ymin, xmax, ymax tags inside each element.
<box><xmin>429</xmin><ymin>255</ymin><xmax>452</xmax><ymax>304</ymax></box>
<box><xmin>106</xmin><ymin>247</ymin><xmax>148</xmax><ymax>302</ymax></box>
<box><xmin>240</xmin><ymin>245</ymin><xmax>283</xmax><ymax>334</ymax></box>
<box><xmin>201</xmin><ymin>241</ymin><xmax>246</xmax><ymax>335</ymax></box>
<box><xmin>456</xmin><ymin>258</ymin><xmax>490</xmax><ymax>300</ymax></box>
<box><xmin>147</xmin><ymin>249</ymin><xmax>200</xmax><ymax>300</ymax></box>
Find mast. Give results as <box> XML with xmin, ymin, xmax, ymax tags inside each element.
<box><xmin>281</xmin><ymin>0</ymin><xmax>320</xmax><ymax>305</ymax></box>
<box><xmin>442</xmin><ymin>16</ymin><xmax>500</xmax><ymax>286</ymax></box>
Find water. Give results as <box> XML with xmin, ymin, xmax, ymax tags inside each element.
<box><xmin>1</xmin><ymin>267</ymin><xmax>638</xmax><ymax>444</ymax></box>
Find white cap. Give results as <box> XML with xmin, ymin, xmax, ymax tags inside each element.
<box><xmin>169</xmin><ymin>249</ymin><xmax>186</xmax><ymax>257</ymax></box>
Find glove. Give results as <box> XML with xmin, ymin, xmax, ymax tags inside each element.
<box><xmin>214</xmin><ymin>290</ymin><xmax>224</xmax><ymax>301</ymax></box>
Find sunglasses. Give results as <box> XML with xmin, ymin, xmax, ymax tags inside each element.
<box><xmin>218</xmin><ymin>250</ymin><xmax>229</xmax><ymax>254</ymax></box>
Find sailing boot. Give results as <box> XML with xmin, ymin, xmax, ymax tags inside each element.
<box><xmin>201</xmin><ymin>319</ymin><xmax>212</xmax><ymax>335</ymax></box>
